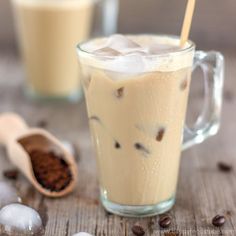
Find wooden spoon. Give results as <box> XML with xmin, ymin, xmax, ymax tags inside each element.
<box><xmin>0</xmin><ymin>113</ymin><xmax>78</xmax><ymax>197</ymax></box>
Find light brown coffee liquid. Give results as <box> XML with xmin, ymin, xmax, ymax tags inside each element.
<box><xmin>82</xmin><ymin>67</ymin><xmax>190</xmax><ymax>205</ymax></box>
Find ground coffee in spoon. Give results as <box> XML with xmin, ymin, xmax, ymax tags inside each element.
<box><xmin>29</xmin><ymin>149</ymin><xmax>72</xmax><ymax>192</ymax></box>
<box><xmin>18</xmin><ymin>134</ymin><xmax>72</xmax><ymax>192</ymax></box>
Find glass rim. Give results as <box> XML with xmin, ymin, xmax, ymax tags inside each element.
<box><xmin>76</xmin><ymin>34</ymin><xmax>196</xmax><ymax>59</ymax></box>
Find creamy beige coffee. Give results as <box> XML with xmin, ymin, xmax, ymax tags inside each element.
<box><xmin>12</xmin><ymin>0</ymin><xmax>94</xmax><ymax>97</ymax></box>
<box><xmin>78</xmin><ymin>35</ymin><xmax>194</xmax><ymax>205</ymax></box>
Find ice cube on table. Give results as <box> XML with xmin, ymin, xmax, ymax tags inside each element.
<box><xmin>0</xmin><ymin>203</ymin><xmax>43</xmax><ymax>234</ymax></box>
<box><xmin>0</xmin><ymin>181</ymin><xmax>21</xmax><ymax>209</ymax></box>
<box><xmin>106</xmin><ymin>34</ymin><xmax>145</xmax><ymax>54</ymax></box>
<box><xmin>72</xmin><ymin>232</ymin><xmax>93</xmax><ymax>236</ymax></box>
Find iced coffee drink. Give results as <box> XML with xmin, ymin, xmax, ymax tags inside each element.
<box><xmin>12</xmin><ymin>0</ymin><xmax>95</xmax><ymax>100</ymax></box>
<box><xmin>77</xmin><ymin>34</ymin><xmax>196</xmax><ymax>216</ymax></box>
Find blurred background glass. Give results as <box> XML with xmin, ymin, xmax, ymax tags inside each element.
<box><xmin>0</xmin><ymin>0</ymin><xmax>119</xmax><ymax>102</ymax></box>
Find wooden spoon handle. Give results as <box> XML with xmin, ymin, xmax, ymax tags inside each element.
<box><xmin>0</xmin><ymin>113</ymin><xmax>28</xmax><ymax>145</ymax></box>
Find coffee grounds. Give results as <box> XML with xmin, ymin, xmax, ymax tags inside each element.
<box><xmin>29</xmin><ymin>149</ymin><xmax>72</xmax><ymax>192</ymax></box>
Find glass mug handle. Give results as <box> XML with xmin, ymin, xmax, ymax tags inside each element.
<box><xmin>182</xmin><ymin>51</ymin><xmax>224</xmax><ymax>150</ymax></box>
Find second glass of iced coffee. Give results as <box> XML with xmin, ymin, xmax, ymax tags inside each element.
<box><xmin>12</xmin><ymin>0</ymin><xmax>119</xmax><ymax>101</ymax></box>
<box><xmin>77</xmin><ymin>34</ymin><xmax>224</xmax><ymax>217</ymax></box>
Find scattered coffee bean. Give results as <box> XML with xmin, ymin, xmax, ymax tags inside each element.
<box><xmin>180</xmin><ymin>78</ymin><xmax>188</xmax><ymax>90</ymax></box>
<box><xmin>156</xmin><ymin>127</ymin><xmax>165</xmax><ymax>142</ymax></box>
<box><xmin>159</xmin><ymin>215</ymin><xmax>171</xmax><ymax>228</ymax></box>
<box><xmin>3</xmin><ymin>169</ymin><xmax>19</xmax><ymax>180</ymax></box>
<box><xmin>36</xmin><ymin>120</ymin><xmax>48</xmax><ymax>128</ymax></box>
<box><xmin>134</xmin><ymin>143</ymin><xmax>150</xmax><ymax>155</ymax></box>
<box><xmin>217</xmin><ymin>162</ymin><xmax>232</xmax><ymax>172</ymax></box>
<box><xmin>114</xmin><ymin>141</ymin><xmax>121</xmax><ymax>149</ymax></box>
<box><xmin>212</xmin><ymin>215</ymin><xmax>226</xmax><ymax>227</ymax></box>
<box><xmin>164</xmin><ymin>230</ymin><xmax>179</xmax><ymax>236</ymax></box>
<box><xmin>131</xmin><ymin>225</ymin><xmax>145</xmax><ymax>236</ymax></box>
<box><xmin>115</xmin><ymin>87</ymin><xmax>124</xmax><ymax>98</ymax></box>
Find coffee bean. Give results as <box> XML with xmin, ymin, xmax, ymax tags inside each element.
<box><xmin>131</xmin><ymin>225</ymin><xmax>145</xmax><ymax>236</ymax></box>
<box><xmin>218</xmin><ymin>162</ymin><xmax>232</xmax><ymax>172</ymax></box>
<box><xmin>115</xmin><ymin>87</ymin><xmax>124</xmax><ymax>98</ymax></box>
<box><xmin>156</xmin><ymin>127</ymin><xmax>165</xmax><ymax>142</ymax></box>
<box><xmin>3</xmin><ymin>169</ymin><xmax>19</xmax><ymax>180</ymax></box>
<box><xmin>159</xmin><ymin>215</ymin><xmax>171</xmax><ymax>228</ymax></box>
<box><xmin>212</xmin><ymin>215</ymin><xmax>226</xmax><ymax>227</ymax></box>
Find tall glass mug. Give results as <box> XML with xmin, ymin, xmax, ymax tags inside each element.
<box><xmin>11</xmin><ymin>0</ymin><xmax>119</xmax><ymax>101</ymax></box>
<box><xmin>77</xmin><ymin>35</ymin><xmax>224</xmax><ymax>217</ymax></box>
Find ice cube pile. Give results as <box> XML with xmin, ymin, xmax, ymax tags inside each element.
<box><xmin>92</xmin><ymin>34</ymin><xmax>176</xmax><ymax>56</ymax></box>
<box><xmin>79</xmin><ymin>34</ymin><xmax>192</xmax><ymax>75</ymax></box>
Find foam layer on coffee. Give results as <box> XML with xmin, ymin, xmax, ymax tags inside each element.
<box><xmin>79</xmin><ymin>35</ymin><xmax>194</xmax><ymax>74</ymax></box>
